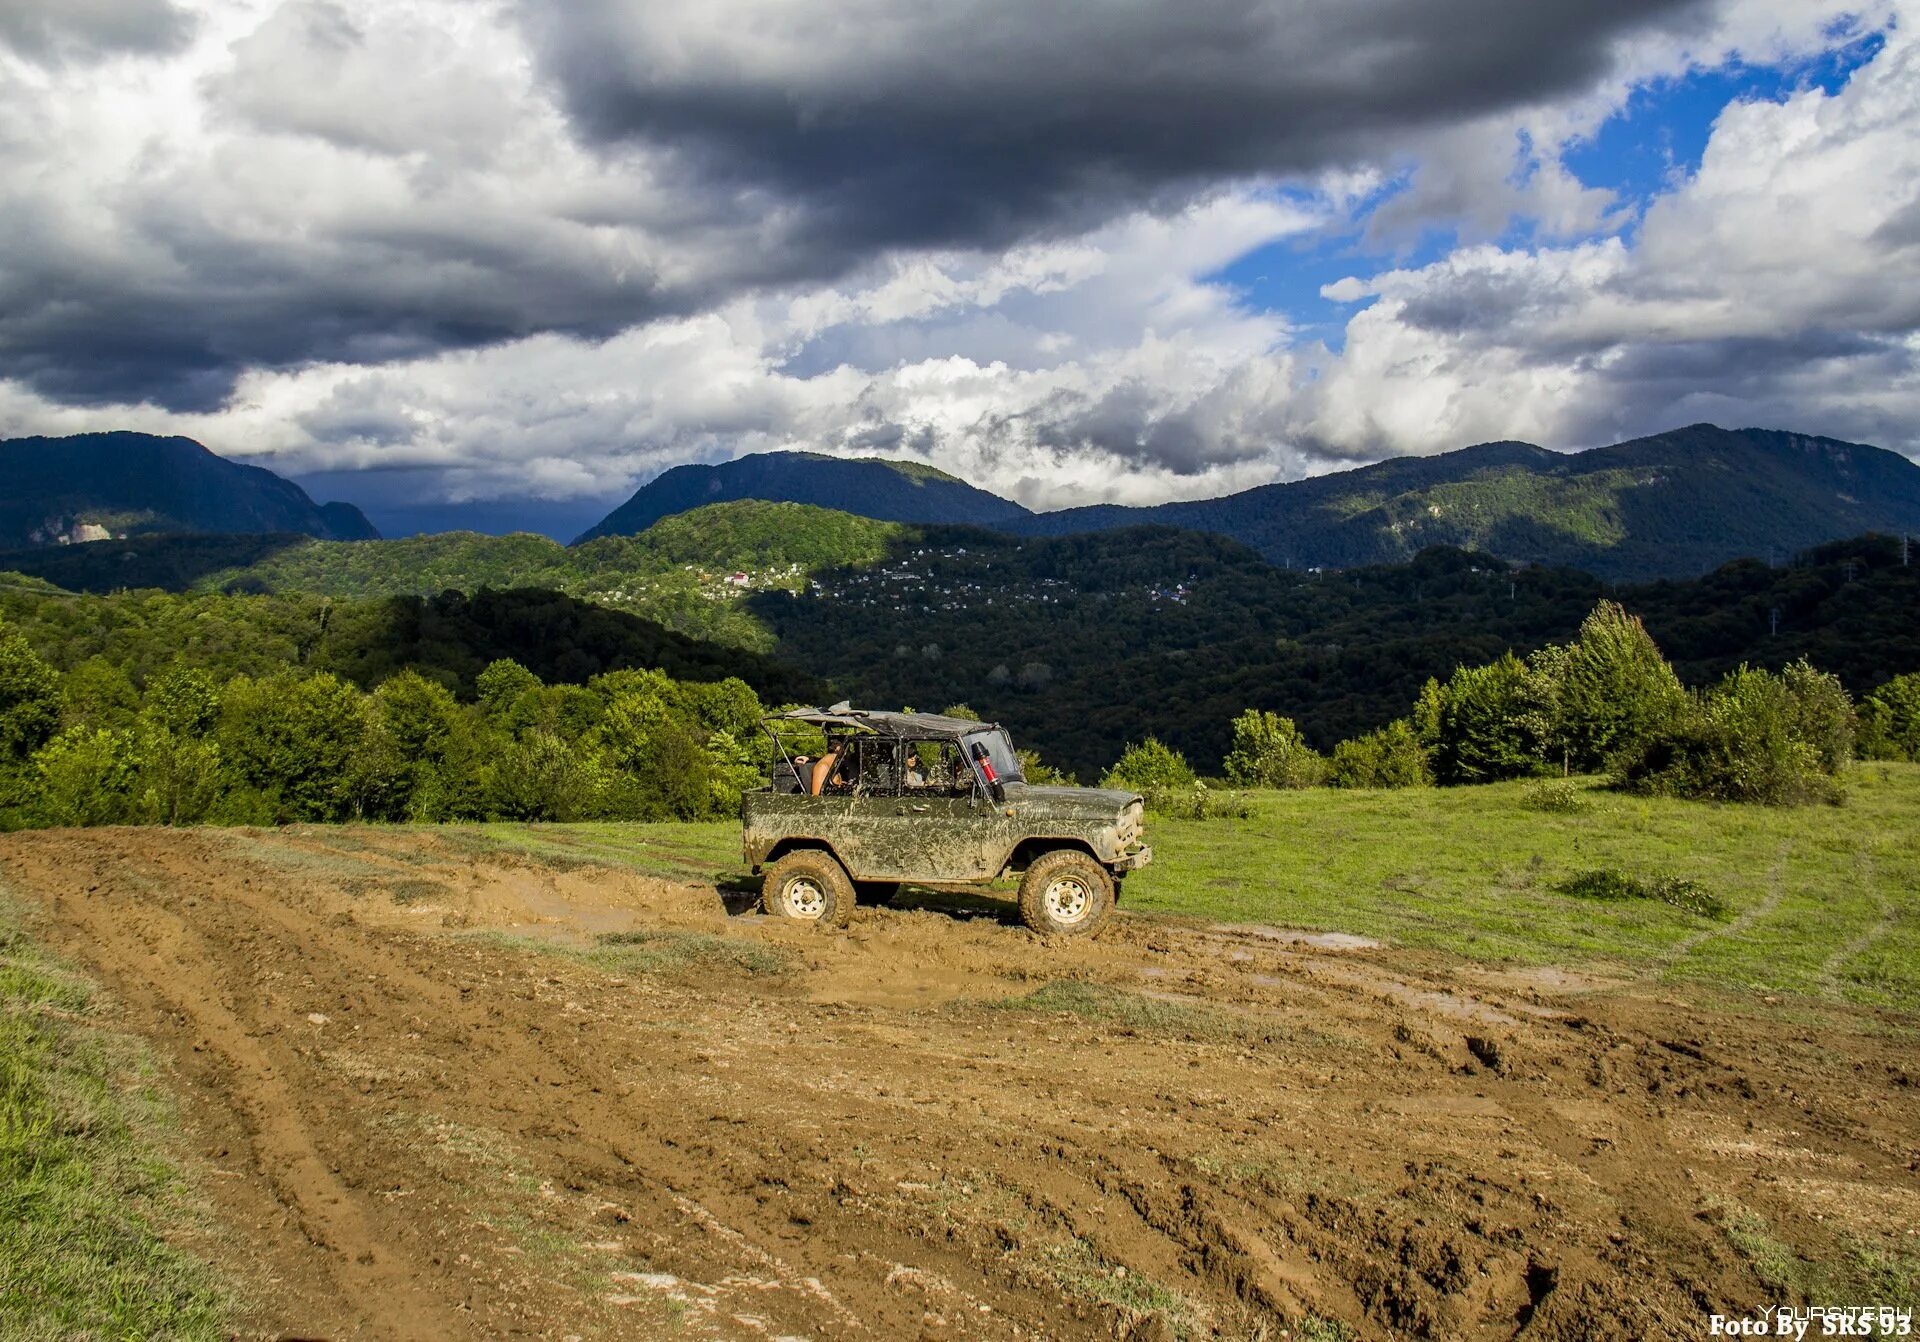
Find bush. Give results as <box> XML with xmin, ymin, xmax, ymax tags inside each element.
<box><xmin>1549</xmin><ymin>602</ymin><xmax>1685</xmax><ymax>770</ymax></box>
<box><xmin>1102</xmin><ymin>737</ymin><xmax>1196</xmax><ymax>791</ymax></box>
<box><xmin>216</xmin><ymin>672</ymin><xmax>368</xmax><ymax>821</ymax></box>
<box><xmin>1134</xmin><ymin>782</ymin><xmax>1254</xmax><ymax>821</ymax></box>
<box><xmin>1413</xmin><ymin>652</ymin><xmax>1551</xmax><ymax>784</ymax></box>
<box><xmin>1520</xmin><ymin>778</ymin><xmax>1590</xmax><ymax>814</ymax></box>
<box><xmin>1859</xmin><ymin>672</ymin><xmax>1920</xmax><ymax>761</ymax></box>
<box><xmin>0</xmin><ymin>622</ymin><xmax>61</xmax><ymax>763</ymax></box>
<box><xmin>1326</xmin><ymin>720</ymin><xmax>1431</xmax><ymax>789</ymax></box>
<box><xmin>1557</xmin><ymin>868</ymin><xmax>1726</xmax><ymax>919</ymax></box>
<box><xmin>482</xmin><ymin>729</ymin><xmax>607</xmax><ymax>821</ymax></box>
<box><xmin>1612</xmin><ymin>664</ymin><xmax>1851</xmax><ymax>805</ymax></box>
<box><xmin>1222</xmin><ymin>709</ymin><xmax>1324</xmax><ymax>789</ymax></box>
<box><xmin>32</xmin><ymin>728</ymin><xmax>140</xmax><ymax>827</ymax></box>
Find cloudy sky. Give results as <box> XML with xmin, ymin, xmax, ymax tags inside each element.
<box><xmin>3</xmin><ymin>0</ymin><xmax>1917</xmax><ymax>535</ymax></box>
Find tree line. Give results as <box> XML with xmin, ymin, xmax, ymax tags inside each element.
<box><xmin>1106</xmin><ymin>601</ymin><xmax>1920</xmax><ymax>809</ymax></box>
<box><xmin>0</xmin><ymin>616</ymin><xmax>774</xmax><ymax>828</ymax></box>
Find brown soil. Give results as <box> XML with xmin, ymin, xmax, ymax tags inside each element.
<box><xmin>3</xmin><ymin>826</ymin><xmax>1915</xmax><ymax>1341</ymax></box>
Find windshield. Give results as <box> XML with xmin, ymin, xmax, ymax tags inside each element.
<box><xmin>961</xmin><ymin>728</ymin><xmax>1025</xmax><ymax>786</ymax></box>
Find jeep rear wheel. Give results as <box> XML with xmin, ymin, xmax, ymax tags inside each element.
<box><xmin>1017</xmin><ymin>850</ymin><xmax>1114</xmax><ymax>937</ymax></box>
<box><xmin>761</xmin><ymin>851</ymin><xmax>854</xmax><ymax>928</ymax></box>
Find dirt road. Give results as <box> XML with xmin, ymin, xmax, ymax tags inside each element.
<box><xmin>2</xmin><ymin>826</ymin><xmax>1914</xmax><ymax>1340</ymax></box>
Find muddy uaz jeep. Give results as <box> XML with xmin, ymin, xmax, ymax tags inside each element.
<box><xmin>742</xmin><ymin>705</ymin><xmax>1151</xmax><ymax>935</ymax></box>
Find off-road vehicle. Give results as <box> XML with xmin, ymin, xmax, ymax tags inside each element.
<box><xmin>742</xmin><ymin>705</ymin><xmax>1151</xmax><ymax>935</ymax></box>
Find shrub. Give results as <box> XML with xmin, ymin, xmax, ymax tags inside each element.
<box><xmin>61</xmin><ymin>657</ymin><xmax>140</xmax><ymax>731</ymax></box>
<box><xmin>32</xmin><ymin>728</ymin><xmax>140</xmax><ymax>827</ymax></box>
<box><xmin>1136</xmin><ymin>783</ymin><xmax>1255</xmax><ymax>821</ymax></box>
<box><xmin>1612</xmin><ymin>664</ymin><xmax>1851</xmax><ymax>806</ymax></box>
<box><xmin>1327</xmin><ymin>720</ymin><xmax>1431</xmax><ymax>789</ymax></box>
<box><xmin>0</xmin><ymin>623</ymin><xmax>61</xmax><ymax>763</ymax></box>
<box><xmin>1520</xmin><ymin>778</ymin><xmax>1590</xmax><ymax>814</ymax></box>
<box><xmin>482</xmin><ymin>729</ymin><xmax>607</xmax><ymax>821</ymax></box>
<box><xmin>132</xmin><ymin>726</ymin><xmax>225</xmax><ymax>826</ymax></box>
<box><xmin>1413</xmin><ymin>652</ymin><xmax>1551</xmax><ymax>784</ymax></box>
<box><xmin>1016</xmin><ymin>747</ymin><xmax>1075</xmax><ymax>785</ymax></box>
<box><xmin>1546</xmin><ymin>601</ymin><xmax>1685</xmax><ymax>771</ymax></box>
<box><xmin>476</xmin><ymin>658</ymin><xmax>540</xmax><ymax>715</ymax></box>
<box><xmin>1103</xmin><ymin>737</ymin><xmax>1196</xmax><ymax>791</ymax></box>
<box><xmin>216</xmin><ymin>672</ymin><xmax>368</xmax><ymax>821</ymax></box>
<box><xmin>1557</xmin><ymin>868</ymin><xmax>1726</xmax><ymax>919</ymax></box>
<box><xmin>1859</xmin><ymin>672</ymin><xmax>1920</xmax><ymax>761</ymax></box>
<box><xmin>1222</xmin><ymin>709</ymin><xmax>1324</xmax><ymax>789</ymax></box>
<box><xmin>143</xmin><ymin>666</ymin><xmax>220</xmax><ymax>737</ymax></box>
<box><xmin>1780</xmin><ymin>659</ymin><xmax>1854</xmax><ymax>772</ymax></box>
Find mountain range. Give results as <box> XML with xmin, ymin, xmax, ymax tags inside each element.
<box><xmin>0</xmin><ymin>432</ymin><xmax>378</xmax><ymax>548</ymax></box>
<box><xmin>579</xmin><ymin>425</ymin><xmax>1920</xmax><ymax>581</ymax></box>
<box><xmin>7</xmin><ymin>424</ymin><xmax>1920</xmax><ymax>584</ymax></box>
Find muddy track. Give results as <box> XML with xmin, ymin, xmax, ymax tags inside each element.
<box><xmin>2</xmin><ymin>827</ymin><xmax>1915</xmax><ymax>1341</ymax></box>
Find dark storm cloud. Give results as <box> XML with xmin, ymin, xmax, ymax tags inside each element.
<box><xmin>0</xmin><ymin>0</ymin><xmax>1722</xmax><ymax>417</ymax></box>
<box><xmin>0</xmin><ymin>0</ymin><xmax>192</xmax><ymax>62</ymax></box>
<box><xmin>520</xmin><ymin>0</ymin><xmax>1711</xmax><ymax>261</ymax></box>
<box><xmin>0</xmin><ymin>189</ymin><xmax>676</xmax><ymax>411</ymax></box>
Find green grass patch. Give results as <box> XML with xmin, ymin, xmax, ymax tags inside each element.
<box><xmin>1031</xmin><ymin>1237</ymin><xmax>1193</xmax><ymax>1333</ymax></box>
<box><xmin>592</xmin><ymin>929</ymin><xmax>792</xmax><ymax>977</ymax></box>
<box><xmin>1556</xmin><ymin>868</ymin><xmax>1727</xmax><ymax>919</ymax></box>
<box><xmin>435</xmin><ymin>821</ymin><xmax>741</xmax><ymax>884</ymax></box>
<box><xmin>0</xmin><ymin>889</ymin><xmax>227</xmax><ymax>1340</ymax></box>
<box><xmin>1707</xmin><ymin>1198</ymin><xmax>1920</xmax><ymax>1308</ymax></box>
<box><xmin>1119</xmin><ymin>764</ymin><xmax>1920</xmax><ymax>1009</ymax></box>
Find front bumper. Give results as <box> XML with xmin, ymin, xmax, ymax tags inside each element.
<box><xmin>1113</xmin><ymin>845</ymin><xmax>1153</xmax><ymax>873</ymax></box>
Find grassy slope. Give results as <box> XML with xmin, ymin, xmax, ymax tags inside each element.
<box><xmin>467</xmin><ymin>765</ymin><xmax>1920</xmax><ymax>1013</ymax></box>
<box><xmin>1123</xmin><ymin>767</ymin><xmax>1920</xmax><ymax>1010</ymax></box>
<box><xmin>0</xmin><ymin>883</ymin><xmax>226</xmax><ymax>1339</ymax></box>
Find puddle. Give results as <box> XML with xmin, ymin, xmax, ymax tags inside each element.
<box><xmin>1214</xmin><ymin>923</ymin><xmax>1385</xmax><ymax>952</ymax></box>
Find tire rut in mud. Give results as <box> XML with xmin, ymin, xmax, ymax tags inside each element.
<box><xmin>3</xmin><ymin>827</ymin><xmax>1917</xmax><ymax>1341</ymax></box>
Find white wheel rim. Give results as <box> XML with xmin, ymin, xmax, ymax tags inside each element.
<box><xmin>782</xmin><ymin>876</ymin><xmax>827</xmax><ymax>920</ymax></box>
<box><xmin>1043</xmin><ymin>876</ymin><xmax>1092</xmax><ymax>925</ymax></box>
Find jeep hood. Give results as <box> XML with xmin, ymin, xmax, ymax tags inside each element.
<box><xmin>1005</xmin><ymin>784</ymin><xmax>1141</xmax><ymax>814</ymax></box>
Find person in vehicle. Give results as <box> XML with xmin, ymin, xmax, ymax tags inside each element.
<box><xmin>808</xmin><ymin>743</ymin><xmax>844</xmax><ymax>796</ymax></box>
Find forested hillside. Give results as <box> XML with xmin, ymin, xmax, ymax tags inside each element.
<box><xmin>4</xmin><ymin>502</ymin><xmax>1914</xmax><ymax>780</ymax></box>
<box><xmin>0</xmin><ymin>502</ymin><xmax>902</xmax><ymax>653</ymax></box>
<box><xmin>0</xmin><ymin>580</ymin><xmax>816</xmax><ymax>706</ymax></box>
<box><xmin>750</xmin><ymin>529</ymin><xmax>1920</xmax><ymax>777</ymax></box>
<box><xmin>0</xmin><ymin>432</ymin><xmax>378</xmax><ymax>547</ymax></box>
<box><xmin>1010</xmin><ymin>426</ymin><xmax>1920</xmax><ymax>581</ymax></box>
<box><xmin>577</xmin><ymin>450</ymin><xmax>1028</xmax><ymax>541</ymax></box>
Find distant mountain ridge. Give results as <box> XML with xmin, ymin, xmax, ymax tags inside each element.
<box><xmin>0</xmin><ymin>432</ymin><xmax>379</xmax><ymax>548</ymax></box>
<box><xmin>577</xmin><ymin>425</ymin><xmax>1920</xmax><ymax>581</ymax></box>
<box><xmin>574</xmin><ymin>450</ymin><xmax>1030</xmax><ymax>543</ymax></box>
<box><xmin>1010</xmin><ymin>425</ymin><xmax>1920</xmax><ymax>580</ymax></box>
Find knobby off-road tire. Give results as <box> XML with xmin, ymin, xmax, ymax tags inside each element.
<box><xmin>1016</xmin><ymin>849</ymin><xmax>1114</xmax><ymax>937</ymax></box>
<box><xmin>761</xmin><ymin>850</ymin><xmax>855</xmax><ymax>928</ymax></box>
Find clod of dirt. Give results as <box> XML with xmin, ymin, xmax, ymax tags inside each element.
<box><xmin>1464</xmin><ymin>1034</ymin><xmax>1507</xmax><ymax>1074</ymax></box>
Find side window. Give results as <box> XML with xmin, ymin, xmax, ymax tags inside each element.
<box><xmin>826</xmin><ymin>736</ymin><xmax>899</xmax><ymax>796</ymax></box>
<box><xmin>904</xmin><ymin>740</ymin><xmax>972</xmax><ymax>796</ymax></box>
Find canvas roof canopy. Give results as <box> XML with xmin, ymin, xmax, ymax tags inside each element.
<box><xmin>767</xmin><ymin>705</ymin><xmax>995</xmax><ymax>738</ymax></box>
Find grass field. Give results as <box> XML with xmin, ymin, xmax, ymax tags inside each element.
<box><xmin>460</xmin><ymin>763</ymin><xmax>1920</xmax><ymax>1013</ymax></box>
<box><xmin>0</xmin><ymin>882</ymin><xmax>227</xmax><ymax>1340</ymax></box>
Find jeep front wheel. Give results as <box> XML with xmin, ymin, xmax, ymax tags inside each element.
<box><xmin>761</xmin><ymin>851</ymin><xmax>854</xmax><ymax>927</ymax></box>
<box><xmin>1017</xmin><ymin>850</ymin><xmax>1114</xmax><ymax>937</ymax></box>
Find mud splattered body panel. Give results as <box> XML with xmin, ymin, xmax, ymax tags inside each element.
<box><xmin>743</xmin><ymin>783</ymin><xmax>1148</xmax><ymax>884</ymax></box>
